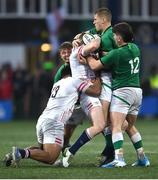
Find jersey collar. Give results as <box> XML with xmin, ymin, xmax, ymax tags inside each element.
<box><xmin>101</xmin><ymin>26</ymin><xmax>112</xmax><ymax>36</ymax></box>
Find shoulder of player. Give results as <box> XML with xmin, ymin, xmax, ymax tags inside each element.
<box><xmin>56</xmin><ymin>64</ymin><xmax>66</xmax><ymax>72</ymax></box>
<box><xmin>120</xmin><ymin>43</ymin><xmax>140</xmax><ymax>53</ymax></box>
<box><xmin>129</xmin><ymin>42</ymin><xmax>140</xmax><ymax>51</ymax></box>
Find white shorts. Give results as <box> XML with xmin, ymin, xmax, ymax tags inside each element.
<box><xmin>110</xmin><ymin>87</ymin><xmax>142</xmax><ymax>115</ymax></box>
<box><xmin>99</xmin><ymin>82</ymin><xmax>112</xmax><ymax>102</ymax></box>
<box><xmin>80</xmin><ymin>93</ymin><xmax>102</xmax><ymax>116</ymax></box>
<box><xmin>100</xmin><ymin>72</ymin><xmax>112</xmax><ymax>102</ymax></box>
<box><xmin>36</xmin><ymin>116</ymin><xmax>64</xmax><ymax>147</ymax></box>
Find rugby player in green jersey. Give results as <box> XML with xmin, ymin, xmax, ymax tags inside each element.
<box><xmin>86</xmin><ymin>22</ymin><xmax>150</xmax><ymax>168</ymax></box>
<box><xmin>90</xmin><ymin>8</ymin><xmax>118</xmax><ymax>165</ymax></box>
<box><xmin>78</xmin><ymin>7</ymin><xmax>128</xmax><ymax>166</ymax></box>
<box><xmin>72</xmin><ymin>7</ymin><xmax>119</xmax><ymax>165</ymax></box>
<box><xmin>54</xmin><ymin>42</ymin><xmax>72</xmax><ymax>83</ymax></box>
<box><xmin>79</xmin><ymin>8</ymin><xmax>149</xmax><ymax>167</ymax></box>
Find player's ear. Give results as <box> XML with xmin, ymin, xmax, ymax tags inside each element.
<box><xmin>117</xmin><ymin>35</ymin><xmax>122</xmax><ymax>42</ymax></box>
<box><xmin>102</xmin><ymin>17</ymin><xmax>107</xmax><ymax>24</ymax></box>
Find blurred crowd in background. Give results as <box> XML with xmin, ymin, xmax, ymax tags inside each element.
<box><xmin>1</xmin><ymin>53</ymin><xmax>158</xmax><ymax>120</ymax></box>
<box><xmin>0</xmin><ymin>62</ymin><xmax>55</xmax><ymax>119</ymax></box>
<box><xmin>1</xmin><ymin>0</ymin><xmax>158</xmax><ymax>120</ymax></box>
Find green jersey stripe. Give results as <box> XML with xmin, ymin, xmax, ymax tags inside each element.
<box><xmin>102</xmin><ymin>82</ymin><xmax>112</xmax><ymax>89</ymax></box>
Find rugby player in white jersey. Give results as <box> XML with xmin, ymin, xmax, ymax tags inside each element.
<box><xmin>54</xmin><ymin>41</ymin><xmax>87</xmax><ymax>155</ymax></box>
<box><xmin>62</xmin><ymin>32</ymin><xmax>107</xmax><ymax>167</ymax></box>
<box><xmin>3</xmin><ymin>66</ymin><xmax>101</xmax><ymax>167</ymax></box>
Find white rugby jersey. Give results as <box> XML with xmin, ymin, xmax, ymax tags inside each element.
<box><xmin>70</xmin><ymin>46</ymin><xmax>96</xmax><ymax>79</ymax></box>
<box><xmin>39</xmin><ymin>76</ymin><xmax>91</xmax><ymax>124</ymax></box>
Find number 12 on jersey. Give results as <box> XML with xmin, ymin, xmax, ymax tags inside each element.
<box><xmin>129</xmin><ymin>57</ymin><xmax>140</xmax><ymax>74</ymax></box>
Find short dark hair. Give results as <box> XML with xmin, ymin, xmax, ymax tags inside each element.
<box><xmin>59</xmin><ymin>41</ymin><xmax>72</xmax><ymax>52</ymax></box>
<box><xmin>95</xmin><ymin>7</ymin><xmax>112</xmax><ymax>22</ymax></box>
<box><xmin>113</xmin><ymin>22</ymin><xmax>134</xmax><ymax>43</ymax></box>
<box><xmin>61</xmin><ymin>64</ymin><xmax>71</xmax><ymax>78</ymax></box>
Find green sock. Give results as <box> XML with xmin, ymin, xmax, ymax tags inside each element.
<box><xmin>101</xmin><ymin>127</ymin><xmax>114</xmax><ymax>156</ymax></box>
<box><xmin>131</xmin><ymin>132</ymin><xmax>145</xmax><ymax>159</ymax></box>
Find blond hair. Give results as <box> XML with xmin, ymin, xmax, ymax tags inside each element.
<box><xmin>95</xmin><ymin>7</ymin><xmax>112</xmax><ymax>22</ymax></box>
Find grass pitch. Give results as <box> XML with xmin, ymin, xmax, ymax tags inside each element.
<box><xmin>0</xmin><ymin>119</ymin><xmax>158</xmax><ymax>179</ymax></box>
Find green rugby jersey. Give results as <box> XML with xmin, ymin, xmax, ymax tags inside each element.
<box><xmin>54</xmin><ymin>63</ymin><xmax>70</xmax><ymax>83</ymax></box>
<box><xmin>100</xmin><ymin>26</ymin><xmax>118</xmax><ymax>54</ymax></box>
<box><xmin>90</xmin><ymin>26</ymin><xmax>118</xmax><ymax>56</ymax></box>
<box><xmin>90</xmin><ymin>27</ymin><xmax>117</xmax><ymax>74</ymax></box>
<box><xmin>100</xmin><ymin>43</ymin><xmax>141</xmax><ymax>90</ymax></box>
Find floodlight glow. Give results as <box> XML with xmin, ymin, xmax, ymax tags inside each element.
<box><xmin>41</xmin><ymin>43</ymin><xmax>52</xmax><ymax>52</ymax></box>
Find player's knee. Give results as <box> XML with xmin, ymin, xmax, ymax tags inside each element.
<box><xmin>95</xmin><ymin>123</ymin><xmax>105</xmax><ymax>133</ymax></box>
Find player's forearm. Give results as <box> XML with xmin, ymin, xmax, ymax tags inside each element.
<box><xmin>87</xmin><ymin>57</ymin><xmax>103</xmax><ymax>71</ymax></box>
<box><xmin>82</xmin><ymin>39</ymin><xmax>100</xmax><ymax>56</ymax></box>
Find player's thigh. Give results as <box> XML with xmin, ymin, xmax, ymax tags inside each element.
<box><xmin>99</xmin><ymin>83</ymin><xmax>112</xmax><ymax>104</ymax></box>
<box><xmin>110</xmin><ymin>90</ymin><xmax>131</xmax><ymax>115</ymax></box>
<box><xmin>128</xmin><ymin>88</ymin><xmax>142</xmax><ymax>115</ymax></box>
<box><xmin>110</xmin><ymin>89</ymin><xmax>129</xmax><ymax>130</ymax></box>
<box><xmin>37</xmin><ymin>117</ymin><xmax>65</xmax><ymax>147</ymax></box>
<box><xmin>80</xmin><ymin>94</ymin><xmax>102</xmax><ymax>116</ymax></box>
<box><xmin>101</xmin><ymin>100</ymin><xmax>110</xmax><ymax>124</ymax></box>
<box><xmin>110</xmin><ymin>88</ymin><xmax>141</xmax><ymax>132</ymax></box>
<box><xmin>43</xmin><ymin>120</ymin><xmax>64</xmax><ymax>145</ymax></box>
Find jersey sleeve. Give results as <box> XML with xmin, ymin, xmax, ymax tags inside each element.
<box><xmin>54</xmin><ymin>64</ymin><xmax>68</xmax><ymax>83</ymax></box>
<box><xmin>100</xmin><ymin>49</ymin><xmax>118</xmax><ymax>67</ymax></box>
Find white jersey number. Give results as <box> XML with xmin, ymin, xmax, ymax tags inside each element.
<box><xmin>129</xmin><ymin>57</ymin><xmax>139</xmax><ymax>74</ymax></box>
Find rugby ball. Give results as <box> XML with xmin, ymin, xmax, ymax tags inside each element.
<box><xmin>82</xmin><ymin>33</ymin><xmax>95</xmax><ymax>45</ymax></box>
